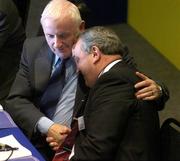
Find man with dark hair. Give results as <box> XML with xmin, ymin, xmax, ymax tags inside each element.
<box><xmin>64</xmin><ymin>26</ymin><xmax>161</xmax><ymax>161</ymax></box>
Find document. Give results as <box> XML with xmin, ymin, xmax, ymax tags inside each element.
<box><xmin>0</xmin><ymin>107</ymin><xmax>17</xmax><ymax>128</ymax></box>
<box><xmin>0</xmin><ymin>104</ymin><xmax>3</xmax><ymax>110</ymax></box>
<box><xmin>0</xmin><ymin>111</ymin><xmax>17</xmax><ymax>128</ymax></box>
<box><xmin>0</xmin><ymin>135</ymin><xmax>32</xmax><ymax>160</ymax></box>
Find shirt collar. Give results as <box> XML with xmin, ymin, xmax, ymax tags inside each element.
<box><xmin>98</xmin><ymin>59</ymin><xmax>122</xmax><ymax>78</ymax></box>
<box><xmin>53</xmin><ymin>55</ymin><xmax>60</xmax><ymax>67</ymax></box>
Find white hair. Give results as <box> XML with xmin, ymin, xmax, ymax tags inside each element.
<box><xmin>40</xmin><ymin>0</ymin><xmax>82</xmax><ymax>25</ymax></box>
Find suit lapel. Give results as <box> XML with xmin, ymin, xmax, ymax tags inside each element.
<box><xmin>34</xmin><ymin>43</ymin><xmax>54</xmax><ymax>92</ymax></box>
<box><xmin>72</xmin><ymin>74</ymin><xmax>89</xmax><ymax>118</ymax></box>
<box><xmin>73</xmin><ymin>62</ymin><xmax>124</xmax><ymax>117</ymax></box>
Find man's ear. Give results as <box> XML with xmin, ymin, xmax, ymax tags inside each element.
<box><xmin>91</xmin><ymin>46</ymin><xmax>101</xmax><ymax>64</ymax></box>
<box><xmin>79</xmin><ymin>20</ymin><xmax>85</xmax><ymax>31</ymax></box>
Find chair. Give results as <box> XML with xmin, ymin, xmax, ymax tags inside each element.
<box><xmin>160</xmin><ymin>118</ymin><xmax>180</xmax><ymax>161</ymax></box>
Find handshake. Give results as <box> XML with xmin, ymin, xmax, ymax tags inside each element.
<box><xmin>46</xmin><ymin>123</ymin><xmax>71</xmax><ymax>151</ymax></box>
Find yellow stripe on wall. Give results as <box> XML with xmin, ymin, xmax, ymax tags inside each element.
<box><xmin>128</xmin><ymin>0</ymin><xmax>180</xmax><ymax>70</ymax></box>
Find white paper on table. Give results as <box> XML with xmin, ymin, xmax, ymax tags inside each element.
<box><xmin>0</xmin><ymin>134</ymin><xmax>32</xmax><ymax>160</ymax></box>
<box><xmin>0</xmin><ymin>104</ymin><xmax>3</xmax><ymax>111</ymax></box>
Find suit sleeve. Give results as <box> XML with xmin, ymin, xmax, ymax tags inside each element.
<box><xmin>122</xmin><ymin>46</ymin><xmax>169</xmax><ymax>109</ymax></box>
<box><xmin>71</xmin><ymin>73</ymin><xmax>136</xmax><ymax>161</ymax></box>
<box><xmin>0</xmin><ymin>12</ymin><xmax>8</xmax><ymax>48</ymax></box>
<box><xmin>5</xmin><ymin>40</ymin><xmax>44</xmax><ymax>138</ymax></box>
<box><xmin>122</xmin><ymin>45</ymin><xmax>137</xmax><ymax>68</ymax></box>
<box><xmin>154</xmin><ymin>81</ymin><xmax>169</xmax><ymax>110</ymax></box>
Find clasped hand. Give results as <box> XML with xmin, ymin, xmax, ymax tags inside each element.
<box><xmin>46</xmin><ymin>123</ymin><xmax>71</xmax><ymax>151</ymax></box>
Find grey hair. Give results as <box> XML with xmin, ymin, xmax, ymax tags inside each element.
<box><xmin>40</xmin><ymin>0</ymin><xmax>82</xmax><ymax>26</ymax></box>
<box><xmin>79</xmin><ymin>26</ymin><xmax>125</xmax><ymax>56</ymax></box>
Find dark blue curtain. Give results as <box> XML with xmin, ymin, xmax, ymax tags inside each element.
<box><xmin>83</xmin><ymin>0</ymin><xmax>127</xmax><ymax>27</ymax></box>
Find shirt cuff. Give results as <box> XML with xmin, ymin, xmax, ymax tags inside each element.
<box><xmin>158</xmin><ymin>85</ymin><xmax>163</xmax><ymax>97</ymax></box>
<box><xmin>37</xmin><ymin>116</ymin><xmax>54</xmax><ymax>134</ymax></box>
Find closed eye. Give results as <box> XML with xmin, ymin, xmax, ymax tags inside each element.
<box><xmin>46</xmin><ymin>34</ymin><xmax>54</xmax><ymax>39</ymax></box>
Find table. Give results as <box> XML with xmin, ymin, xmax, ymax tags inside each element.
<box><xmin>0</xmin><ymin>110</ymin><xmax>46</xmax><ymax>161</ymax></box>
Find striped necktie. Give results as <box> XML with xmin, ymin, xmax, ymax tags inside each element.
<box><xmin>40</xmin><ymin>58</ymin><xmax>66</xmax><ymax>118</ymax></box>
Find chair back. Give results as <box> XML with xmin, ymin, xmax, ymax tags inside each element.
<box><xmin>160</xmin><ymin>118</ymin><xmax>180</xmax><ymax>161</ymax></box>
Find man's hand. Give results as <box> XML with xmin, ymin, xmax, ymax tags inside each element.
<box><xmin>135</xmin><ymin>71</ymin><xmax>162</xmax><ymax>100</ymax></box>
<box><xmin>46</xmin><ymin>123</ymin><xmax>71</xmax><ymax>151</ymax></box>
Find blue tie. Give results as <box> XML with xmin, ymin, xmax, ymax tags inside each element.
<box><xmin>40</xmin><ymin>58</ymin><xmax>66</xmax><ymax>118</ymax></box>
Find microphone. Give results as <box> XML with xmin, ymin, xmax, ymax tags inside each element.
<box><xmin>0</xmin><ymin>143</ymin><xmax>18</xmax><ymax>151</ymax></box>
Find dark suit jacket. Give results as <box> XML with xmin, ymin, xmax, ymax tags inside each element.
<box><xmin>71</xmin><ymin>61</ymin><xmax>160</xmax><ymax>161</ymax></box>
<box><xmin>5</xmin><ymin>37</ymin><xmax>54</xmax><ymax>138</ymax></box>
<box><xmin>5</xmin><ymin>36</ymin><xmax>56</xmax><ymax>160</ymax></box>
<box><xmin>0</xmin><ymin>0</ymin><xmax>25</xmax><ymax>103</ymax></box>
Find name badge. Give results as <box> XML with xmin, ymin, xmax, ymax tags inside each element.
<box><xmin>78</xmin><ymin>116</ymin><xmax>85</xmax><ymax>131</ymax></box>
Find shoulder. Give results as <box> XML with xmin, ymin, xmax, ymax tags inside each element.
<box><xmin>91</xmin><ymin>62</ymin><xmax>138</xmax><ymax>98</ymax></box>
<box><xmin>24</xmin><ymin>36</ymin><xmax>46</xmax><ymax>46</ymax></box>
<box><xmin>0</xmin><ymin>0</ymin><xmax>18</xmax><ymax>15</ymax></box>
<box><xmin>23</xmin><ymin>36</ymin><xmax>47</xmax><ymax>52</ymax></box>
<box><xmin>100</xmin><ymin>61</ymin><xmax>140</xmax><ymax>86</ymax></box>
<box><xmin>21</xmin><ymin>36</ymin><xmax>49</xmax><ymax>62</ymax></box>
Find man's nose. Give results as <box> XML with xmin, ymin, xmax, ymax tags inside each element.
<box><xmin>53</xmin><ymin>37</ymin><xmax>63</xmax><ymax>48</ymax></box>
